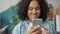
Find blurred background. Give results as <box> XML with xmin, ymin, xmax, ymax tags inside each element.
<box><xmin>0</xmin><ymin>0</ymin><xmax>60</xmax><ymax>33</ymax></box>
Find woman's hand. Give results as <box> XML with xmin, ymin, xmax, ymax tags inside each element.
<box><xmin>26</xmin><ymin>25</ymin><xmax>50</xmax><ymax>34</ymax></box>
<box><xmin>41</xmin><ymin>27</ymin><xmax>50</xmax><ymax>34</ymax></box>
<box><xmin>26</xmin><ymin>25</ymin><xmax>42</xmax><ymax>34</ymax></box>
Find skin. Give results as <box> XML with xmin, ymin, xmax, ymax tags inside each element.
<box><xmin>56</xmin><ymin>6</ymin><xmax>60</xmax><ymax>15</ymax></box>
<box><xmin>26</xmin><ymin>0</ymin><xmax>50</xmax><ymax>34</ymax></box>
<box><xmin>28</xmin><ymin>0</ymin><xmax>40</xmax><ymax>22</ymax></box>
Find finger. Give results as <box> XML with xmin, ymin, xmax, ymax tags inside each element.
<box><xmin>32</xmin><ymin>31</ymin><xmax>40</xmax><ymax>34</ymax></box>
<box><xmin>41</xmin><ymin>26</ymin><xmax>48</xmax><ymax>31</ymax></box>
<box><xmin>44</xmin><ymin>29</ymin><xmax>50</xmax><ymax>34</ymax></box>
<box><xmin>30</xmin><ymin>24</ymin><xmax>40</xmax><ymax>29</ymax></box>
<box><xmin>41</xmin><ymin>27</ymin><xmax>50</xmax><ymax>34</ymax></box>
<box><xmin>41</xmin><ymin>27</ymin><xmax>47</xmax><ymax>33</ymax></box>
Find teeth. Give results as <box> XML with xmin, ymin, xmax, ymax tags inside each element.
<box><xmin>31</xmin><ymin>15</ymin><xmax>36</xmax><ymax>17</ymax></box>
<box><xmin>30</xmin><ymin>14</ymin><xmax>37</xmax><ymax>18</ymax></box>
<box><xmin>32</xmin><ymin>14</ymin><xmax>36</xmax><ymax>15</ymax></box>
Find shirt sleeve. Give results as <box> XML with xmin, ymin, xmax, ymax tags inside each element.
<box><xmin>46</xmin><ymin>21</ymin><xmax>57</xmax><ymax>34</ymax></box>
<box><xmin>12</xmin><ymin>22</ymin><xmax>22</xmax><ymax>34</ymax></box>
<box><xmin>43</xmin><ymin>21</ymin><xmax>57</xmax><ymax>34</ymax></box>
<box><xmin>50</xmin><ymin>23</ymin><xmax>57</xmax><ymax>34</ymax></box>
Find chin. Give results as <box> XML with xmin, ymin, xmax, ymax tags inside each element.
<box><xmin>32</xmin><ymin>18</ymin><xmax>38</xmax><ymax>19</ymax></box>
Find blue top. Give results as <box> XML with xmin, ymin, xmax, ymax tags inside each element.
<box><xmin>12</xmin><ymin>19</ymin><xmax>56</xmax><ymax>34</ymax></box>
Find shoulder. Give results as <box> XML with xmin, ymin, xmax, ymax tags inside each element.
<box><xmin>43</xmin><ymin>19</ymin><xmax>56</xmax><ymax>34</ymax></box>
<box><xmin>12</xmin><ymin>21</ymin><xmax>24</xmax><ymax>34</ymax></box>
<box><xmin>43</xmin><ymin>19</ymin><xmax>52</xmax><ymax>25</ymax></box>
<box><xmin>12</xmin><ymin>20</ymin><xmax>29</xmax><ymax>31</ymax></box>
<box><xmin>43</xmin><ymin>19</ymin><xmax>53</xmax><ymax>30</ymax></box>
<box><xmin>14</xmin><ymin>21</ymin><xmax>23</xmax><ymax>28</ymax></box>
<box><xmin>12</xmin><ymin>20</ymin><xmax>29</xmax><ymax>34</ymax></box>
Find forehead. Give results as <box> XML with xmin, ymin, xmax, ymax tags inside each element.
<box><xmin>29</xmin><ymin>0</ymin><xmax>40</xmax><ymax>7</ymax></box>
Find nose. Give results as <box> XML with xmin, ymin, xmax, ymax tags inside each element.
<box><xmin>32</xmin><ymin>9</ymin><xmax>36</xmax><ymax>13</ymax></box>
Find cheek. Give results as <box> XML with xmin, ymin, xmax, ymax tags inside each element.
<box><xmin>27</xmin><ymin>10</ymin><xmax>32</xmax><ymax>17</ymax></box>
<box><xmin>27</xmin><ymin>10</ymin><xmax>41</xmax><ymax>18</ymax></box>
<box><xmin>37</xmin><ymin>10</ymin><xmax>41</xmax><ymax>16</ymax></box>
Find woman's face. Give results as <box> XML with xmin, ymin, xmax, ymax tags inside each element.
<box><xmin>28</xmin><ymin>0</ymin><xmax>41</xmax><ymax>21</ymax></box>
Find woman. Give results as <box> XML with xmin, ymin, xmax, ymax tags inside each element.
<box><xmin>48</xmin><ymin>7</ymin><xmax>54</xmax><ymax>21</ymax></box>
<box><xmin>12</xmin><ymin>0</ymin><xmax>56</xmax><ymax>34</ymax></box>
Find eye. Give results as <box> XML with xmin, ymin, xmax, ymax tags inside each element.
<box><xmin>28</xmin><ymin>8</ymin><xmax>33</xmax><ymax>10</ymax></box>
<box><xmin>35</xmin><ymin>7</ymin><xmax>40</xmax><ymax>10</ymax></box>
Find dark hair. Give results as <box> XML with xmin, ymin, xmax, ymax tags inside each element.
<box><xmin>17</xmin><ymin>0</ymin><xmax>49</xmax><ymax>21</ymax></box>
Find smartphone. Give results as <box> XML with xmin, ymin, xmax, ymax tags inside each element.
<box><xmin>32</xmin><ymin>19</ymin><xmax>43</xmax><ymax>28</ymax></box>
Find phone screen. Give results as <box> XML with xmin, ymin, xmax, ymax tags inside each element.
<box><xmin>32</xmin><ymin>19</ymin><xmax>43</xmax><ymax>28</ymax></box>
